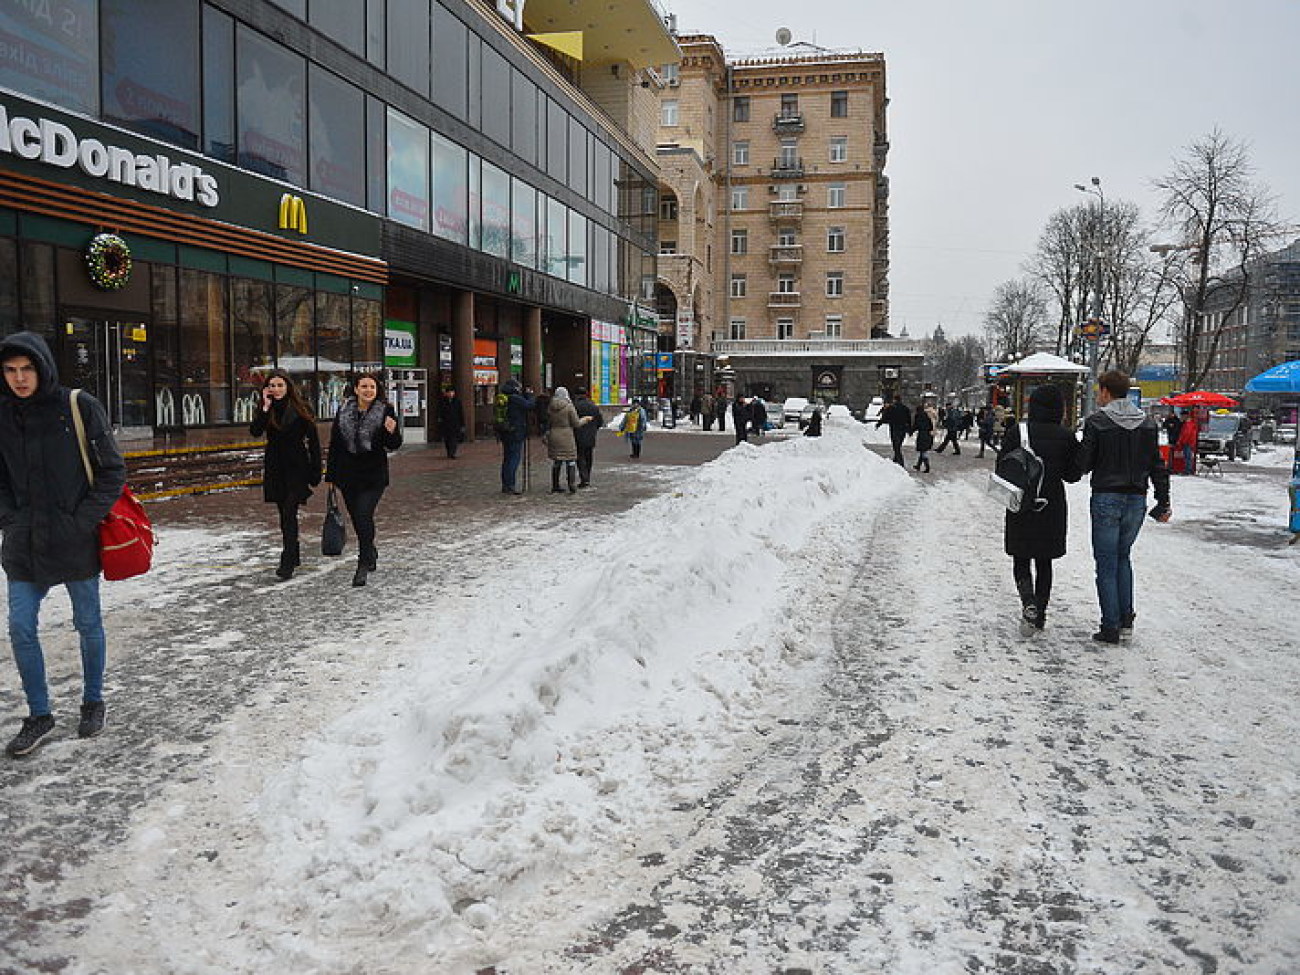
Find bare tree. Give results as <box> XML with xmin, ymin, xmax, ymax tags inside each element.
<box><xmin>1153</xmin><ymin>129</ymin><xmax>1280</xmax><ymax>389</ymax></box>
<box><xmin>927</xmin><ymin>334</ymin><xmax>986</xmax><ymax>401</ymax></box>
<box><xmin>1026</xmin><ymin>206</ymin><xmax>1091</xmax><ymax>355</ymax></box>
<box><xmin>983</xmin><ymin>278</ymin><xmax>1049</xmax><ymax>362</ymax></box>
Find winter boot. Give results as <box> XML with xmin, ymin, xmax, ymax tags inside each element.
<box><xmin>922</xmin><ymin>458</ymin><xmax>931</xmax><ymax>473</ymax></box>
<box><xmin>566</xmin><ymin>464</ymin><xmax>577</xmax><ymax>494</ymax></box>
<box><xmin>550</xmin><ymin>466</ymin><xmax>563</xmax><ymax>493</ymax></box>
<box><xmin>78</xmin><ymin>701</ymin><xmax>106</xmax><ymax>739</ymax></box>
<box><xmin>1019</xmin><ymin>604</ymin><xmax>1040</xmax><ymax>638</ymax></box>
<box><xmin>6</xmin><ymin>714</ymin><xmax>55</xmax><ymax>757</ymax></box>
<box><xmin>1120</xmin><ymin>611</ymin><xmax>1136</xmax><ymax>638</ymax></box>
<box><xmin>276</xmin><ymin>549</ymin><xmax>296</xmax><ymax>580</ymax></box>
<box><xmin>352</xmin><ymin>562</ymin><xmax>369</xmax><ymax>587</ymax></box>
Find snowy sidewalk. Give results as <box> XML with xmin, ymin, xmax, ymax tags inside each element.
<box><xmin>2</xmin><ymin>424</ymin><xmax>1297</xmax><ymax>974</ymax></box>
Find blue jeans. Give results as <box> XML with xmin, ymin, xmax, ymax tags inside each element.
<box><xmin>1090</xmin><ymin>494</ymin><xmax>1146</xmax><ymax>632</ymax></box>
<box><xmin>8</xmin><ymin>577</ymin><xmax>106</xmax><ymax>716</ymax></box>
<box><xmin>501</xmin><ymin>437</ymin><xmax>524</xmax><ymax>490</ymax></box>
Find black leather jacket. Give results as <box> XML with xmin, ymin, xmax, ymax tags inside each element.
<box><xmin>1078</xmin><ymin>403</ymin><xmax>1170</xmax><ymax>505</ymax></box>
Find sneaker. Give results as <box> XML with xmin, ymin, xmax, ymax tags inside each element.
<box><xmin>78</xmin><ymin>701</ymin><xmax>106</xmax><ymax>739</ymax></box>
<box><xmin>6</xmin><ymin>714</ymin><xmax>55</xmax><ymax>757</ymax></box>
<box><xmin>1091</xmin><ymin>628</ymin><xmax>1120</xmax><ymax>645</ymax></box>
<box><xmin>1119</xmin><ymin>612</ymin><xmax>1136</xmax><ymax>638</ymax></box>
<box><xmin>1019</xmin><ymin>604</ymin><xmax>1039</xmax><ymax>637</ymax></box>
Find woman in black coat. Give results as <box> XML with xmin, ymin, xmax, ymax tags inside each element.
<box><xmin>436</xmin><ymin>387</ymin><xmax>465</xmax><ymax>459</ymax></box>
<box><xmin>912</xmin><ymin>404</ymin><xmax>934</xmax><ymax>472</ymax></box>
<box><xmin>1000</xmin><ymin>383</ymin><xmax>1081</xmax><ymax>633</ymax></box>
<box><xmin>250</xmin><ymin>369</ymin><xmax>321</xmax><ymax>580</ymax></box>
<box><xmin>326</xmin><ymin>373</ymin><xmax>403</xmax><ymax>587</ymax></box>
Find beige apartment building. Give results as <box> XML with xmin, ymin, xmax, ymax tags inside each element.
<box><xmin>653</xmin><ymin>31</ymin><xmax>920</xmax><ymax>407</ymax></box>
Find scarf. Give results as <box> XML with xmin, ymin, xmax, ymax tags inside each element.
<box><xmin>337</xmin><ymin>397</ymin><xmax>386</xmax><ymax>454</ymax></box>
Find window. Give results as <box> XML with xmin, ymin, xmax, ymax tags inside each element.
<box><xmin>102</xmin><ymin>0</ymin><xmax>199</xmax><ymax>148</ymax></box>
<box><xmin>659</xmin><ymin>240</ymin><xmax>677</xmax><ymax>255</ymax></box>
<box><xmin>827</xmin><ymin>226</ymin><xmax>845</xmax><ymax>252</ymax></box>
<box><xmin>387</xmin><ymin>0</ymin><xmax>431</xmax><ymax>96</ymax></box>
<box><xmin>660</xmin><ymin>195</ymin><xmax>678</xmax><ymax>221</ymax></box>
<box><xmin>730</xmin><ymin>318</ymin><xmax>747</xmax><ymax>340</ymax></box>
<box><xmin>826</xmin><ymin>272</ymin><xmax>844</xmax><ymax>297</ymax></box>
<box><xmin>731</xmin><ymin>186</ymin><xmax>749</xmax><ymax>210</ymax></box>
<box><xmin>730</xmin><ymin>274</ymin><xmax>747</xmax><ymax>298</ymax></box>
<box><xmin>777</xmin><ymin>183</ymin><xmax>798</xmax><ymax>202</ymax></box>
<box><xmin>731</xmin><ymin>229</ymin><xmax>748</xmax><ymax>255</ymax></box>
<box><xmin>780</xmin><ymin>93</ymin><xmax>798</xmax><ymax>117</ymax></box>
<box><xmin>779</xmin><ymin>138</ymin><xmax>798</xmax><ymax>167</ymax></box>
<box><xmin>432</xmin><ymin>3</ymin><xmax>468</xmax><ymax>119</ymax></box>
<box><xmin>828</xmin><ymin>183</ymin><xmax>846</xmax><ymax>208</ymax></box>
<box><xmin>831</xmin><ymin>90</ymin><xmax>848</xmax><ymax>117</ymax></box>
<box><xmin>309</xmin><ymin>65</ymin><xmax>365</xmax><ymax>206</ymax></box>
<box><xmin>661</xmin><ymin>99</ymin><xmax>679</xmax><ymax>126</ymax></box>
<box><xmin>777</xmin><ymin>273</ymin><xmax>796</xmax><ymax>294</ymax></box>
<box><xmin>661</xmin><ymin>63</ymin><xmax>679</xmax><ymax>84</ymax></box>
<box><xmin>777</xmin><ymin>318</ymin><xmax>794</xmax><ymax>340</ymax></box>
<box><xmin>386</xmin><ymin>108</ymin><xmax>429</xmax><ymax>230</ymax></box>
<box><xmin>824</xmin><ymin>314</ymin><xmax>842</xmax><ymax>337</ymax></box>
<box><xmin>237</xmin><ymin>26</ymin><xmax>306</xmax><ymax>184</ymax></box>
<box><xmin>777</xmin><ymin>229</ymin><xmax>796</xmax><ymax>246</ymax></box>
<box><xmin>733</xmin><ymin>141</ymin><xmax>749</xmax><ymax>166</ymax></box>
<box><xmin>733</xmin><ymin>96</ymin><xmax>750</xmax><ymax>122</ymax></box>
<box><xmin>829</xmin><ymin>137</ymin><xmax>847</xmax><ymax>163</ymax></box>
<box><xmin>431</xmin><ymin>133</ymin><xmax>468</xmax><ymax>243</ymax></box>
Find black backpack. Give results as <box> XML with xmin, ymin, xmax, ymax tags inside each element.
<box><xmin>991</xmin><ymin>422</ymin><xmax>1046</xmax><ymax>513</ymax></box>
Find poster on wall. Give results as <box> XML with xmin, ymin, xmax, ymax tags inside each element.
<box><xmin>473</xmin><ymin>338</ymin><xmax>498</xmax><ymax>386</ymax></box>
<box><xmin>384</xmin><ymin>321</ymin><xmax>418</xmax><ymax>367</ymax></box>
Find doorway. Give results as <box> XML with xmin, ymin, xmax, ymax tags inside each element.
<box><xmin>58</xmin><ymin>315</ymin><xmax>153</xmax><ymax>438</ymax></box>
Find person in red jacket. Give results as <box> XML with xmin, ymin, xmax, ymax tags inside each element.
<box><xmin>1175</xmin><ymin>411</ymin><xmax>1199</xmax><ymax>475</ymax></box>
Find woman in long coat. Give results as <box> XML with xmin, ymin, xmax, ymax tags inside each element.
<box><xmin>326</xmin><ymin>373</ymin><xmax>403</xmax><ymax>586</ymax></box>
<box><xmin>1000</xmin><ymin>383</ymin><xmax>1081</xmax><ymax>633</ymax></box>
<box><xmin>250</xmin><ymin>369</ymin><xmax>321</xmax><ymax>579</ymax></box>
<box><xmin>545</xmin><ymin>386</ymin><xmax>591</xmax><ymax>494</ymax></box>
<box><xmin>912</xmin><ymin>403</ymin><xmax>934</xmax><ymax>472</ymax></box>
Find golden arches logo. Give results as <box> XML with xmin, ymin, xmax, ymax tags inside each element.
<box><xmin>278</xmin><ymin>194</ymin><xmax>308</xmax><ymax>234</ymax></box>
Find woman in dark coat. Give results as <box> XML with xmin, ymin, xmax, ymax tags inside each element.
<box><xmin>436</xmin><ymin>387</ymin><xmax>465</xmax><ymax>459</ymax></box>
<box><xmin>326</xmin><ymin>373</ymin><xmax>403</xmax><ymax>587</ymax></box>
<box><xmin>912</xmin><ymin>404</ymin><xmax>934</xmax><ymax>472</ymax></box>
<box><xmin>1000</xmin><ymin>383</ymin><xmax>1081</xmax><ymax>633</ymax></box>
<box><xmin>250</xmin><ymin>369</ymin><xmax>321</xmax><ymax>580</ymax></box>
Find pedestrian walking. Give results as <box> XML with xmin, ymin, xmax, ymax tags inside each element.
<box><xmin>999</xmin><ymin>384</ymin><xmax>1082</xmax><ymax>635</ymax></box>
<box><xmin>498</xmin><ymin>378</ymin><xmax>535</xmax><ymax>494</ymax></box>
<box><xmin>250</xmin><ymin>368</ymin><xmax>322</xmax><ymax>580</ymax></box>
<box><xmin>976</xmin><ymin>406</ymin><xmax>996</xmax><ymax>458</ymax></box>
<box><xmin>1175</xmin><ymin>411</ymin><xmax>1199</xmax><ymax>475</ymax></box>
<box><xmin>573</xmin><ymin>387</ymin><xmax>603</xmax><ymax>488</ymax></box>
<box><xmin>436</xmin><ymin>386</ymin><xmax>464</xmax><ymax>459</ymax></box>
<box><xmin>749</xmin><ymin>396</ymin><xmax>767</xmax><ymax>438</ymax></box>
<box><xmin>325</xmin><ymin>373</ymin><xmax>402</xmax><ymax>587</ymax></box>
<box><xmin>689</xmin><ymin>393</ymin><xmax>702</xmax><ymax>426</ymax></box>
<box><xmin>876</xmin><ymin>395</ymin><xmax>912</xmax><ymax>466</ymax></box>
<box><xmin>803</xmin><ymin>407</ymin><xmax>823</xmax><ymax>437</ymax></box>
<box><xmin>544</xmin><ymin>387</ymin><xmax>593</xmax><ymax>494</ymax></box>
<box><xmin>714</xmin><ymin>393</ymin><xmax>728</xmax><ymax>433</ymax></box>
<box><xmin>700</xmin><ymin>391</ymin><xmax>716</xmax><ymax>431</ymax></box>
<box><xmin>936</xmin><ymin>403</ymin><xmax>963</xmax><ymax>455</ymax></box>
<box><xmin>0</xmin><ymin>332</ymin><xmax>127</xmax><ymax>756</ymax></box>
<box><xmin>732</xmin><ymin>396</ymin><xmax>751</xmax><ymax>444</ymax></box>
<box><xmin>1078</xmin><ymin>370</ymin><xmax>1172</xmax><ymax>644</ymax></box>
<box><xmin>619</xmin><ymin>398</ymin><xmax>649</xmax><ymax>458</ymax></box>
<box><xmin>912</xmin><ymin>403</ymin><xmax>935</xmax><ymax>472</ymax></box>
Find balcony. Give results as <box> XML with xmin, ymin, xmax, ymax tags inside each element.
<box><xmin>773</xmin><ymin>112</ymin><xmax>805</xmax><ymax>133</ymax></box>
<box><xmin>768</xmin><ymin>291</ymin><xmax>802</xmax><ymax>308</ymax></box>
<box><xmin>770</xmin><ymin>157</ymin><xmax>805</xmax><ymax>178</ymax></box>
<box><xmin>768</xmin><ymin>244</ymin><xmax>804</xmax><ymax>265</ymax></box>
<box><xmin>768</xmin><ymin>199</ymin><xmax>804</xmax><ymax>223</ymax></box>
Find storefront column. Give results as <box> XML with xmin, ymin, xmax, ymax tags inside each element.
<box><xmin>524</xmin><ymin>306</ymin><xmax>543</xmax><ymax>393</ymax></box>
<box><xmin>454</xmin><ymin>289</ymin><xmax>476</xmax><ymax>437</ymax></box>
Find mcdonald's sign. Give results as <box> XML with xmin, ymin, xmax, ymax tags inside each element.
<box><xmin>278</xmin><ymin>193</ymin><xmax>307</xmax><ymax>234</ymax></box>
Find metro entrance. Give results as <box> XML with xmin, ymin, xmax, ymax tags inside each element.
<box><xmin>57</xmin><ymin>315</ymin><xmax>153</xmax><ymax>439</ymax></box>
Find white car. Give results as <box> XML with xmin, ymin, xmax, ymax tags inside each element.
<box><xmin>782</xmin><ymin>397</ymin><xmax>810</xmax><ymax>425</ymax></box>
<box><xmin>863</xmin><ymin>397</ymin><xmax>885</xmax><ymax>422</ymax></box>
<box><xmin>826</xmin><ymin>404</ymin><xmax>855</xmax><ymax>422</ymax></box>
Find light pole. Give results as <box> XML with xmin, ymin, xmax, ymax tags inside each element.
<box><xmin>1074</xmin><ymin>176</ymin><xmax>1105</xmax><ymax>417</ymax></box>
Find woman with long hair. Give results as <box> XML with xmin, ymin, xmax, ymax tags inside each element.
<box><xmin>325</xmin><ymin>373</ymin><xmax>403</xmax><ymax>587</ymax></box>
<box><xmin>250</xmin><ymin>369</ymin><xmax>321</xmax><ymax>580</ymax></box>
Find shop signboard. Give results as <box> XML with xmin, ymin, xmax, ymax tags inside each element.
<box><xmin>384</xmin><ymin>321</ymin><xmax>417</xmax><ymax>367</ymax></box>
<box><xmin>473</xmin><ymin>338</ymin><xmax>498</xmax><ymax>386</ymax></box>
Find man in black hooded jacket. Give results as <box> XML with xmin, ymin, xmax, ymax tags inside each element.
<box><xmin>0</xmin><ymin>331</ymin><xmax>125</xmax><ymax>756</ymax></box>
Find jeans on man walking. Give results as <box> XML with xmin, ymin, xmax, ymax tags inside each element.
<box><xmin>1090</xmin><ymin>493</ymin><xmax>1146</xmax><ymax>632</ymax></box>
<box><xmin>8</xmin><ymin>577</ymin><xmax>106</xmax><ymax>717</ymax></box>
<box><xmin>501</xmin><ymin>437</ymin><xmax>524</xmax><ymax>491</ymax></box>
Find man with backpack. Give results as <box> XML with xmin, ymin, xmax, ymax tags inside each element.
<box><xmin>0</xmin><ymin>332</ymin><xmax>126</xmax><ymax>756</ymax></box>
<box><xmin>1078</xmin><ymin>370</ymin><xmax>1171</xmax><ymax>644</ymax></box>
<box><xmin>496</xmin><ymin>378</ymin><xmax>535</xmax><ymax>495</ymax></box>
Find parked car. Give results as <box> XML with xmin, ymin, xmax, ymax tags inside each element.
<box><xmin>862</xmin><ymin>397</ymin><xmax>885</xmax><ymax>423</ymax></box>
<box><xmin>764</xmin><ymin>401</ymin><xmax>785</xmax><ymax>430</ymax></box>
<box><xmin>826</xmin><ymin>404</ymin><xmax>855</xmax><ymax>423</ymax></box>
<box><xmin>1198</xmin><ymin>412</ymin><xmax>1253</xmax><ymax>461</ymax></box>
<box><xmin>782</xmin><ymin>397</ymin><xmax>810</xmax><ymax>426</ymax></box>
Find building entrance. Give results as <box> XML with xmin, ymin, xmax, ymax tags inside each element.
<box><xmin>58</xmin><ymin>315</ymin><xmax>153</xmax><ymax>438</ymax></box>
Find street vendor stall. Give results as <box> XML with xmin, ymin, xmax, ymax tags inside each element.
<box><xmin>1245</xmin><ymin>360</ymin><xmax>1300</xmax><ymax>539</ymax></box>
<box><xmin>992</xmin><ymin>353</ymin><xmax>1091</xmax><ymax>428</ymax></box>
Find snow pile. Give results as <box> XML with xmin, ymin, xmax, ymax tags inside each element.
<box><xmin>233</xmin><ymin>426</ymin><xmax>910</xmax><ymax>964</ymax></box>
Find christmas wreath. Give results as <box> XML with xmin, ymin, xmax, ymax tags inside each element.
<box><xmin>86</xmin><ymin>233</ymin><xmax>132</xmax><ymax>290</ymax></box>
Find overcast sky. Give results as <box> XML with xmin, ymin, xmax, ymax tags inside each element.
<box><xmin>662</xmin><ymin>0</ymin><xmax>1300</xmax><ymax>341</ymax></box>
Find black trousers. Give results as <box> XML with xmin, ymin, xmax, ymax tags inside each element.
<box><xmin>576</xmin><ymin>444</ymin><xmax>594</xmax><ymax>485</ymax></box>
<box><xmin>1013</xmin><ymin>556</ymin><xmax>1054</xmax><ymax>611</ymax></box>
<box><xmin>341</xmin><ymin>485</ymin><xmax>384</xmax><ymax>565</ymax></box>
<box><xmin>442</xmin><ymin>435</ymin><xmax>459</xmax><ymax>458</ymax></box>
<box><xmin>276</xmin><ymin>500</ymin><xmax>300</xmax><ymax>554</ymax></box>
<box><xmin>889</xmin><ymin>432</ymin><xmax>906</xmax><ymax>465</ymax></box>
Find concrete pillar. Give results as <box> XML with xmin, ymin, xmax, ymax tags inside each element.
<box><xmin>453</xmin><ymin>289</ymin><xmax>475</xmax><ymax>437</ymax></box>
<box><xmin>524</xmin><ymin>306</ymin><xmax>543</xmax><ymax>392</ymax></box>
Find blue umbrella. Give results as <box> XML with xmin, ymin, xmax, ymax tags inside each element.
<box><xmin>1245</xmin><ymin>360</ymin><xmax>1300</xmax><ymax>393</ymax></box>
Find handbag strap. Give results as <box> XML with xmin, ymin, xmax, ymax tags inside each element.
<box><xmin>69</xmin><ymin>389</ymin><xmax>95</xmax><ymax>485</ymax></box>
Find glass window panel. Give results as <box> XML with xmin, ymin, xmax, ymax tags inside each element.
<box><xmin>202</xmin><ymin>6</ymin><xmax>235</xmax><ymax>162</ymax></box>
<box><xmin>308</xmin><ymin>65</ymin><xmax>365</xmax><ymax>206</ymax></box>
<box><xmin>0</xmin><ymin>239</ymin><xmax>18</xmax><ymax>334</ymax></box>
<box><xmin>547</xmin><ymin>98</ymin><xmax>567</xmax><ymax>181</ymax></box>
<box><xmin>545</xmin><ymin>197</ymin><xmax>567</xmax><ymax>277</ymax></box>
<box><xmin>480</xmin><ymin>161</ymin><xmax>511</xmax><ymax>258</ymax></box>
<box><xmin>432</xmin><ymin>2</ymin><xmax>468</xmax><ymax>119</ymax></box>
<box><xmin>568</xmin><ymin>117</ymin><xmax>587</xmax><ymax>196</ymax></box>
<box><xmin>276</xmin><ymin>284</ymin><xmax>315</xmax><ymax>404</ymax></box>
<box><xmin>386</xmin><ymin>107</ymin><xmax>429</xmax><ymax>230</ymax></box>
<box><xmin>567</xmin><ymin>210</ymin><xmax>586</xmax><ymax>286</ymax></box>
<box><xmin>354</xmin><ymin>297</ymin><xmax>383</xmax><ymax>371</ymax></box>
<box><xmin>468</xmin><ymin>153</ymin><xmax>481</xmax><ymax>249</ymax></box>
<box><xmin>481</xmin><ymin>46</ymin><xmax>511</xmax><ymax>147</ymax></box>
<box><xmin>309</xmin><ymin>0</ymin><xmax>364</xmax><ymax>56</ymax></box>
<box><xmin>511</xmin><ymin>178</ymin><xmax>537</xmax><ymax>268</ymax></box>
<box><xmin>19</xmin><ymin>243</ymin><xmax>56</xmax><ymax>335</ymax></box>
<box><xmin>365</xmin><ymin>95</ymin><xmax>385</xmax><ymax>212</ymax></box>
<box><xmin>149</xmin><ymin>264</ymin><xmax>180</xmax><ymax>428</ymax></box>
<box><xmin>387</xmin><ymin>0</ymin><xmax>431</xmax><ymax>96</ymax></box>
<box><xmin>315</xmin><ymin>291</ymin><xmax>352</xmax><ymax>417</ymax></box>
<box><xmin>465</xmin><ymin>29</ymin><xmax>481</xmax><ymax>128</ymax></box>
<box><xmin>267</xmin><ymin>0</ymin><xmax>306</xmax><ymax>17</ymax></box>
<box><xmin>366</xmin><ymin>0</ymin><xmax>385</xmax><ymax>66</ymax></box>
<box><xmin>0</xmin><ymin>0</ymin><xmax>98</xmax><ymax>114</ymax></box>
<box><xmin>733</xmin><ymin>97</ymin><xmax>749</xmax><ymax>122</ymax></box>
<box><xmin>181</xmin><ymin>269</ymin><xmax>232</xmax><ymax>425</ymax></box>
<box><xmin>511</xmin><ymin>71</ymin><xmax>537</xmax><ymax>164</ymax></box>
<box><xmin>102</xmin><ymin>0</ymin><xmax>200</xmax><ymax>149</ymax></box>
<box><xmin>432</xmin><ymin>133</ymin><xmax>468</xmax><ymax>244</ymax></box>
<box><xmin>236</xmin><ymin>25</ymin><xmax>306</xmax><ymax>184</ymax></box>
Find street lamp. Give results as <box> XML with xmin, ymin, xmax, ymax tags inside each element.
<box><xmin>1075</xmin><ymin>176</ymin><xmax>1105</xmax><ymax>417</ymax></box>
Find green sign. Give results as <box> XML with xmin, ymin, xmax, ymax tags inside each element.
<box><xmin>384</xmin><ymin>320</ymin><xmax>418</xmax><ymax>366</ymax></box>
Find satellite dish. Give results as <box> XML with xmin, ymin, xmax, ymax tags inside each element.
<box><xmin>775</xmin><ymin>27</ymin><xmax>792</xmax><ymax>46</ymax></box>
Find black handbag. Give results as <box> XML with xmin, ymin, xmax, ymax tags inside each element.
<box><xmin>321</xmin><ymin>486</ymin><xmax>347</xmax><ymax>556</ymax></box>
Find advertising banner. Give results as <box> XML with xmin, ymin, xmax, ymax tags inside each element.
<box><xmin>473</xmin><ymin>338</ymin><xmax>498</xmax><ymax>386</ymax></box>
<box><xmin>384</xmin><ymin>320</ymin><xmax>418</xmax><ymax>367</ymax></box>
